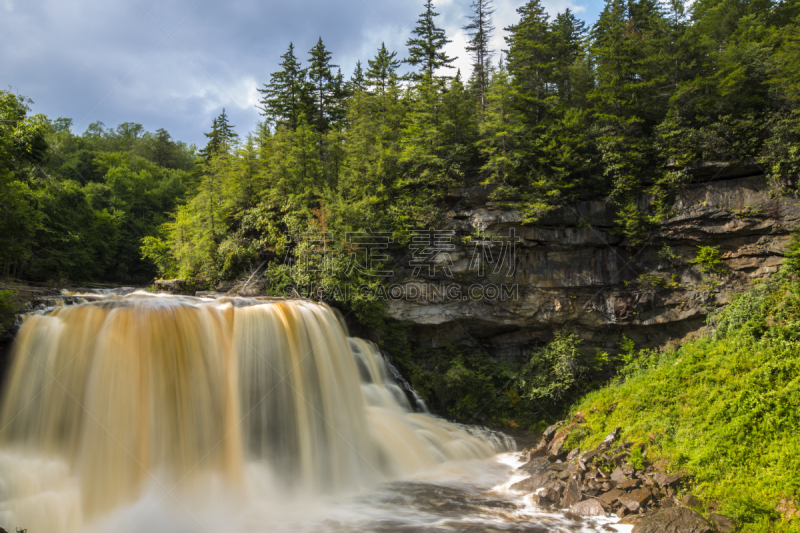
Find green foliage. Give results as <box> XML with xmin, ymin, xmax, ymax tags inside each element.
<box><xmin>692</xmin><ymin>245</ymin><xmax>726</xmax><ymax>274</ymax></box>
<box><xmin>385</xmin><ymin>326</ymin><xmax>607</xmax><ymax>427</ymax></box>
<box><xmin>404</xmin><ymin>0</ymin><xmax>457</xmax><ymax>81</ymax></box>
<box><xmin>629</xmin><ymin>445</ymin><xmax>646</xmax><ymax>470</ymax></box>
<box><xmin>0</xmin><ymin>90</ymin><xmax>195</xmax><ymax>282</ymax></box>
<box><xmin>517</xmin><ymin>329</ymin><xmax>604</xmax><ymax>403</ymax></box>
<box><xmin>563</xmin><ymin>274</ymin><xmax>800</xmax><ymax>531</ymax></box>
<box><xmin>0</xmin><ymin>290</ymin><xmax>21</xmax><ymax>329</ymax></box>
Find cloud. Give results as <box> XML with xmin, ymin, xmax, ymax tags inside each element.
<box><xmin>3</xmin><ymin>0</ymin><xmax>603</xmax><ymax>146</ymax></box>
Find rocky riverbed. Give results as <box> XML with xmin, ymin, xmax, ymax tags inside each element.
<box><xmin>508</xmin><ymin>414</ymin><xmax>736</xmax><ymax>533</ymax></box>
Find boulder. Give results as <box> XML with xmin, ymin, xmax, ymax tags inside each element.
<box><xmin>570</xmin><ymin>498</ymin><xmax>606</xmax><ymax>517</ymax></box>
<box><xmin>560</xmin><ymin>479</ymin><xmax>582</xmax><ymax>508</ymax></box>
<box><xmin>535</xmin><ymin>486</ymin><xmax>562</xmax><ymax>505</ymax></box>
<box><xmin>620</xmin><ymin>514</ymin><xmax>648</xmax><ymax>526</ymax></box>
<box><xmin>542</xmin><ymin>421</ymin><xmax>563</xmax><ymax>441</ymax></box>
<box><xmin>617</xmin><ymin>479</ymin><xmax>641</xmax><ymax>490</ymax></box>
<box><xmin>660</xmin><ymin>496</ymin><xmax>678</xmax><ymax>509</ymax></box>
<box><xmin>510</xmin><ymin>471</ymin><xmax>555</xmax><ymax>492</ymax></box>
<box><xmin>654</xmin><ymin>472</ymin><xmax>684</xmax><ymax>488</ymax></box>
<box><xmin>597</xmin><ymin>488</ymin><xmax>625</xmax><ymax>507</ymax></box>
<box><xmin>611</xmin><ymin>466</ymin><xmax>626</xmax><ymax>482</ymax></box>
<box><xmin>708</xmin><ymin>513</ymin><xmax>735</xmax><ymax>533</ymax></box>
<box><xmin>519</xmin><ymin>456</ymin><xmax>551</xmax><ymax>475</ymax></box>
<box><xmin>681</xmin><ymin>493</ymin><xmax>703</xmax><ymax>509</ymax></box>
<box><xmin>566</xmin><ymin>447</ymin><xmax>581</xmax><ymax>461</ymax></box>
<box><xmin>631</xmin><ymin>507</ymin><xmax>713</xmax><ymax>533</ymax></box>
<box><xmin>599</xmin><ymin>427</ymin><xmax>622</xmax><ymax>450</ymax></box>
<box><xmin>619</xmin><ymin>488</ymin><xmax>652</xmax><ymax>512</ymax></box>
<box><xmin>549</xmin><ymin>430</ymin><xmax>569</xmax><ymax>458</ymax></box>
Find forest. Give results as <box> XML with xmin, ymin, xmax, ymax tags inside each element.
<box><xmin>2</xmin><ymin>0</ymin><xmax>800</xmax><ymax>311</ymax></box>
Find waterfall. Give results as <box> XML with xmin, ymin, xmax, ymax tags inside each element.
<box><xmin>0</xmin><ymin>293</ymin><xmax>511</xmax><ymax>531</ymax></box>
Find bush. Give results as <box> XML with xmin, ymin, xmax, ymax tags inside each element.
<box><xmin>691</xmin><ymin>245</ymin><xmax>725</xmax><ymax>274</ymax></box>
<box><xmin>0</xmin><ymin>290</ymin><xmax>20</xmax><ymax>329</ymax></box>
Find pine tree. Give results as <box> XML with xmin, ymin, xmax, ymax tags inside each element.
<box><xmin>478</xmin><ymin>64</ymin><xmax>524</xmax><ymax>199</ymax></box>
<box><xmin>307</xmin><ymin>37</ymin><xmax>339</xmax><ymax>132</ymax></box>
<box><xmin>258</xmin><ymin>43</ymin><xmax>309</xmax><ymax>130</ymax></box>
<box><xmin>199</xmin><ymin>109</ymin><xmax>239</xmax><ymax>161</ymax></box>
<box><xmin>348</xmin><ymin>60</ymin><xmax>366</xmax><ymax>93</ymax></box>
<box><xmin>550</xmin><ymin>9</ymin><xmax>588</xmax><ymax>103</ymax></box>
<box><xmin>405</xmin><ymin>0</ymin><xmax>457</xmax><ymax>81</ymax></box>
<box><xmin>366</xmin><ymin>43</ymin><xmax>402</xmax><ymax>95</ymax></box>
<box><xmin>366</xmin><ymin>43</ymin><xmax>402</xmax><ymax>123</ymax></box>
<box><xmin>464</xmin><ymin>0</ymin><xmax>495</xmax><ymax>112</ymax></box>
<box><xmin>505</xmin><ymin>0</ymin><xmax>556</xmax><ymax>127</ymax></box>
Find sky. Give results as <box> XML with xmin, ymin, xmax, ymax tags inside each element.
<box><xmin>2</xmin><ymin>0</ymin><xmax>605</xmax><ymax>147</ymax></box>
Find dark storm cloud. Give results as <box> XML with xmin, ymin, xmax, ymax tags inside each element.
<box><xmin>1</xmin><ymin>0</ymin><xmax>600</xmax><ymax>147</ymax></box>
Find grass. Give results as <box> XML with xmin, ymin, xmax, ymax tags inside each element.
<box><xmin>565</xmin><ymin>273</ymin><xmax>800</xmax><ymax>532</ymax></box>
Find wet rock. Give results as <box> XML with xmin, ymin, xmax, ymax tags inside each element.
<box><xmin>597</xmin><ymin>489</ymin><xmax>625</xmax><ymax>507</ymax></box>
<box><xmin>560</xmin><ymin>479</ymin><xmax>582</xmax><ymax>508</ymax></box>
<box><xmin>542</xmin><ymin>479</ymin><xmax>566</xmax><ymax>497</ymax></box>
<box><xmin>154</xmin><ymin>279</ymin><xmax>192</xmax><ymax>294</ymax></box>
<box><xmin>570</xmin><ymin>498</ymin><xmax>606</xmax><ymax>517</ymax></box>
<box><xmin>708</xmin><ymin>513</ymin><xmax>735</xmax><ymax>532</ymax></box>
<box><xmin>547</xmin><ymin>462</ymin><xmax>570</xmax><ymax>472</ymax></box>
<box><xmin>631</xmin><ymin>507</ymin><xmax>713</xmax><ymax>533</ymax></box>
<box><xmin>520</xmin><ymin>456</ymin><xmax>551</xmax><ymax>475</ymax></box>
<box><xmin>620</xmin><ymin>514</ymin><xmax>648</xmax><ymax>526</ymax></box>
<box><xmin>619</xmin><ymin>488</ymin><xmax>652</xmax><ymax>512</ymax></box>
<box><xmin>536</xmin><ymin>486</ymin><xmax>563</xmax><ymax>505</ymax></box>
<box><xmin>514</xmin><ymin>470</ymin><xmax>556</xmax><ymax>491</ymax></box>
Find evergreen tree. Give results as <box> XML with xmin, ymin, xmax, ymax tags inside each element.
<box><xmin>550</xmin><ymin>9</ymin><xmax>588</xmax><ymax>102</ymax></box>
<box><xmin>505</xmin><ymin>0</ymin><xmax>555</xmax><ymax>127</ymax></box>
<box><xmin>199</xmin><ymin>109</ymin><xmax>239</xmax><ymax>161</ymax></box>
<box><xmin>464</xmin><ymin>0</ymin><xmax>496</xmax><ymax>112</ymax></box>
<box><xmin>258</xmin><ymin>43</ymin><xmax>309</xmax><ymax>129</ymax></box>
<box><xmin>478</xmin><ymin>64</ymin><xmax>524</xmax><ymax>199</ymax></box>
<box><xmin>405</xmin><ymin>0</ymin><xmax>457</xmax><ymax>81</ymax></box>
<box><xmin>366</xmin><ymin>43</ymin><xmax>402</xmax><ymax>123</ymax></box>
<box><xmin>348</xmin><ymin>60</ymin><xmax>366</xmax><ymax>93</ymax></box>
<box><xmin>307</xmin><ymin>37</ymin><xmax>339</xmax><ymax>132</ymax></box>
<box><xmin>366</xmin><ymin>43</ymin><xmax>402</xmax><ymax>95</ymax></box>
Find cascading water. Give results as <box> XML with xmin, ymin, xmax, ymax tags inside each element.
<box><xmin>0</xmin><ymin>293</ymin><xmax>514</xmax><ymax>532</ymax></box>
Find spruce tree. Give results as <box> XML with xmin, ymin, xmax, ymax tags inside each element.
<box><xmin>505</xmin><ymin>0</ymin><xmax>555</xmax><ymax>127</ymax></box>
<box><xmin>405</xmin><ymin>0</ymin><xmax>457</xmax><ymax>81</ymax></box>
<box><xmin>349</xmin><ymin>60</ymin><xmax>366</xmax><ymax>93</ymax></box>
<box><xmin>464</xmin><ymin>0</ymin><xmax>495</xmax><ymax>112</ymax></box>
<box><xmin>366</xmin><ymin>43</ymin><xmax>402</xmax><ymax>95</ymax></box>
<box><xmin>307</xmin><ymin>37</ymin><xmax>339</xmax><ymax>132</ymax></box>
<box><xmin>200</xmin><ymin>109</ymin><xmax>239</xmax><ymax>161</ymax></box>
<box><xmin>550</xmin><ymin>9</ymin><xmax>587</xmax><ymax>103</ymax></box>
<box><xmin>258</xmin><ymin>43</ymin><xmax>309</xmax><ymax>130</ymax></box>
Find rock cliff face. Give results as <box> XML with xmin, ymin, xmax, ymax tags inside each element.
<box><xmin>386</xmin><ymin>166</ymin><xmax>799</xmax><ymax>356</ymax></box>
